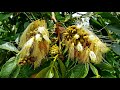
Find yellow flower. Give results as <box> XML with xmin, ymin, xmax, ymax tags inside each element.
<box><xmin>19</xmin><ymin>20</ymin><xmax>41</xmax><ymax>48</ymax></box>
<box><xmin>18</xmin><ymin>20</ymin><xmax>51</xmax><ymax>68</ymax></box>
<box><xmin>18</xmin><ymin>37</ymin><xmax>34</xmax><ymax>63</ymax></box>
<box><xmin>62</xmin><ymin>25</ymin><xmax>109</xmax><ymax>64</ymax></box>
<box><xmin>50</xmin><ymin>44</ymin><xmax>59</xmax><ymax>55</ymax></box>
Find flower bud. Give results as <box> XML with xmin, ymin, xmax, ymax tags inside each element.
<box><xmin>35</xmin><ymin>34</ymin><xmax>42</xmax><ymax>42</ymax></box>
<box><xmin>73</xmin><ymin>34</ymin><xmax>80</xmax><ymax>39</ymax></box>
<box><xmin>38</xmin><ymin>26</ymin><xmax>46</xmax><ymax>34</ymax></box>
<box><xmin>76</xmin><ymin>24</ymin><xmax>82</xmax><ymax>29</ymax></box>
<box><xmin>76</xmin><ymin>42</ymin><xmax>83</xmax><ymax>52</ymax></box>
<box><xmin>43</xmin><ymin>35</ymin><xmax>51</xmax><ymax>43</ymax></box>
<box><xmin>89</xmin><ymin>51</ymin><xmax>96</xmax><ymax>63</ymax></box>
<box><xmin>88</xmin><ymin>34</ymin><xmax>96</xmax><ymax>41</ymax></box>
<box><xmin>24</xmin><ymin>37</ymin><xmax>34</xmax><ymax>47</ymax></box>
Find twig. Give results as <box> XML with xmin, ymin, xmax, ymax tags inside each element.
<box><xmin>97</xmin><ymin>24</ymin><xmax>108</xmax><ymax>32</ymax></box>
<box><xmin>23</xmin><ymin>12</ymin><xmax>32</xmax><ymax>22</ymax></box>
<box><xmin>51</xmin><ymin>12</ymin><xmax>57</xmax><ymax>23</ymax></box>
<box><xmin>31</xmin><ymin>12</ymin><xmax>36</xmax><ymax>20</ymax></box>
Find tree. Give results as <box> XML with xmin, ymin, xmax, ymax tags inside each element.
<box><xmin>0</xmin><ymin>12</ymin><xmax>120</xmax><ymax>78</ymax></box>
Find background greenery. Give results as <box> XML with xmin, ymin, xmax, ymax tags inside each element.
<box><xmin>0</xmin><ymin>12</ymin><xmax>120</xmax><ymax>78</ymax></box>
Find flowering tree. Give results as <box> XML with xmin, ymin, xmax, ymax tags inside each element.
<box><xmin>0</xmin><ymin>12</ymin><xmax>120</xmax><ymax>78</ymax></box>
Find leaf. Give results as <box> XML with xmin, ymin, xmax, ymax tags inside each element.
<box><xmin>58</xmin><ymin>59</ymin><xmax>66</xmax><ymax>78</ymax></box>
<box><xmin>0</xmin><ymin>28</ymin><xmax>7</xmax><ymax>33</ymax></box>
<box><xmin>10</xmin><ymin>65</ymin><xmax>21</xmax><ymax>78</ymax></box>
<box><xmin>64</xmin><ymin>15</ymin><xmax>71</xmax><ymax>22</ymax></box>
<box><xmin>17</xmin><ymin>64</ymin><xmax>35</xmax><ymax>78</ymax></box>
<box><xmin>45</xmin><ymin>69</ymin><xmax>54</xmax><ymax>78</ymax></box>
<box><xmin>0</xmin><ymin>13</ymin><xmax>12</xmax><ymax>21</ymax></box>
<box><xmin>0</xmin><ymin>42</ymin><xmax>19</xmax><ymax>53</ymax></box>
<box><xmin>96</xmin><ymin>62</ymin><xmax>115</xmax><ymax>73</ymax></box>
<box><xmin>0</xmin><ymin>57</ymin><xmax>18</xmax><ymax>78</ymax></box>
<box><xmin>107</xmin><ymin>25</ymin><xmax>120</xmax><ymax>34</ymax></box>
<box><xmin>53</xmin><ymin>66</ymin><xmax>59</xmax><ymax>78</ymax></box>
<box><xmin>90</xmin><ymin>17</ymin><xmax>102</xmax><ymax>27</ymax></box>
<box><xmin>35</xmin><ymin>66</ymin><xmax>50</xmax><ymax>78</ymax></box>
<box><xmin>111</xmin><ymin>43</ymin><xmax>120</xmax><ymax>55</ymax></box>
<box><xmin>96</xmin><ymin>12</ymin><xmax>120</xmax><ymax>24</ymax></box>
<box><xmin>105</xmin><ymin>51</ymin><xmax>115</xmax><ymax>66</ymax></box>
<box><xmin>89</xmin><ymin>63</ymin><xmax>99</xmax><ymax>76</ymax></box>
<box><xmin>24</xmin><ymin>22</ymin><xmax>30</xmax><ymax>29</ymax></box>
<box><xmin>100</xmin><ymin>71</ymin><xmax>116</xmax><ymax>78</ymax></box>
<box><xmin>67</xmin><ymin>63</ymin><xmax>89</xmax><ymax>78</ymax></box>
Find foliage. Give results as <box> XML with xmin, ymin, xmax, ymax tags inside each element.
<box><xmin>0</xmin><ymin>12</ymin><xmax>120</xmax><ymax>78</ymax></box>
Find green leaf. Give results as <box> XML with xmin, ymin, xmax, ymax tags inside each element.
<box><xmin>0</xmin><ymin>28</ymin><xmax>7</xmax><ymax>33</ymax></box>
<box><xmin>105</xmin><ymin>51</ymin><xmax>115</xmax><ymax>66</ymax></box>
<box><xmin>58</xmin><ymin>59</ymin><xmax>66</xmax><ymax>78</ymax></box>
<box><xmin>107</xmin><ymin>25</ymin><xmax>120</xmax><ymax>34</ymax></box>
<box><xmin>24</xmin><ymin>22</ymin><xmax>30</xmax><ymax>29</ymax></box>
<box><xmin>0</xmin><ymin>42</ymin><xmax>19</xmax><ymax>53</ymax></box>
<box><xmin>67</xmin><ymin>63</ymin><xmax>89</xmax><ymax>78</ymax></box>
<box><xmin>0</xmin><ymin>13</ymin><xmax>12</xmax><ymax>21</ymax></box>
<box><xmin>111</xmin><ymin>43</ymin><xmax>120</xmax><ymax>55</ymax></box>
<box><xmin>90</xmin><ymin>17</ymin><xmax>102</xmax><ymax>27</ymax></box>
<box><xmin>64</xmin><ymin>15</ymin><xmax>71</xmax><ymax>22</ymax></box>
<box><xmin>35</xmin><ymin>66</ymin><xmax>50</xmax><ymax>78</ymax></box>
<box><xmin>0</xmin><ymin>57</ymin><xmax>18</xmax><ymax>78</ymax></box>
<box><xmin>96</xmin><ymin>12</ymin><xmax>120</xmax><ymax>24</ymax></box>
<box><xmin>89</xmin><ymin>63</ymin><xmax>99</xmax><ymax>76</ymax></box>
<box><xmin>100</xmin><ymin>71</ymin><xmax>116</xmax><ymax>78</ymax></box>
<box><xmin>45</xmin><ymin>69</ymin><xmax>54</xmax><ymax>78</ymax></box>
<box><xmin>55</xmin><ymin>12</ymin><xmax>64</xmax><ymax>22</ymax></box>
<box><xmin>96</xmin><ymin>62</ymin><xmax>115</xmax><ymax>73</ymax></box>
<box><xmin>53</xmin><ymin>66</ymin><xmax>59</xmax><ymax>78</ymax></box>
<box><xmin>10</xmin><ymin>65</ymin><xmax>21</xmax><ymax>78</ymax></box>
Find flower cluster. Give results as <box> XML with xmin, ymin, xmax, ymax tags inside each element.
<box><xmin>49</xmin><ymin>44</ymin><xmax>59</xmax><ymax>55</ymax></box>
<box><xmin>18</xmin><ymin>20</ymin><xmax>51</xmax><ymax>68</ymax></box>
<box><xmin>62</xmin><ymin>25</ymin><xmax>109</xmax><ymax>64</ymax></box>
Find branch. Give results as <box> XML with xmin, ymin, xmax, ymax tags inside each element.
<box><xmin>51</xmin><ymin>12</ymin><xmax>57</xmax><ymax>23</ymax></box>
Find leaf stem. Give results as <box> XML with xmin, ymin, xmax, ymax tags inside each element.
<box><xmin>23</xmin><ymin>12</ymin><xmax>32</xmax><ymax>22</ymax></box>
<box><xmin>30</xmin><ymin>12</ymin><xmax>36</xmax><ymax>20</ymax></box>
